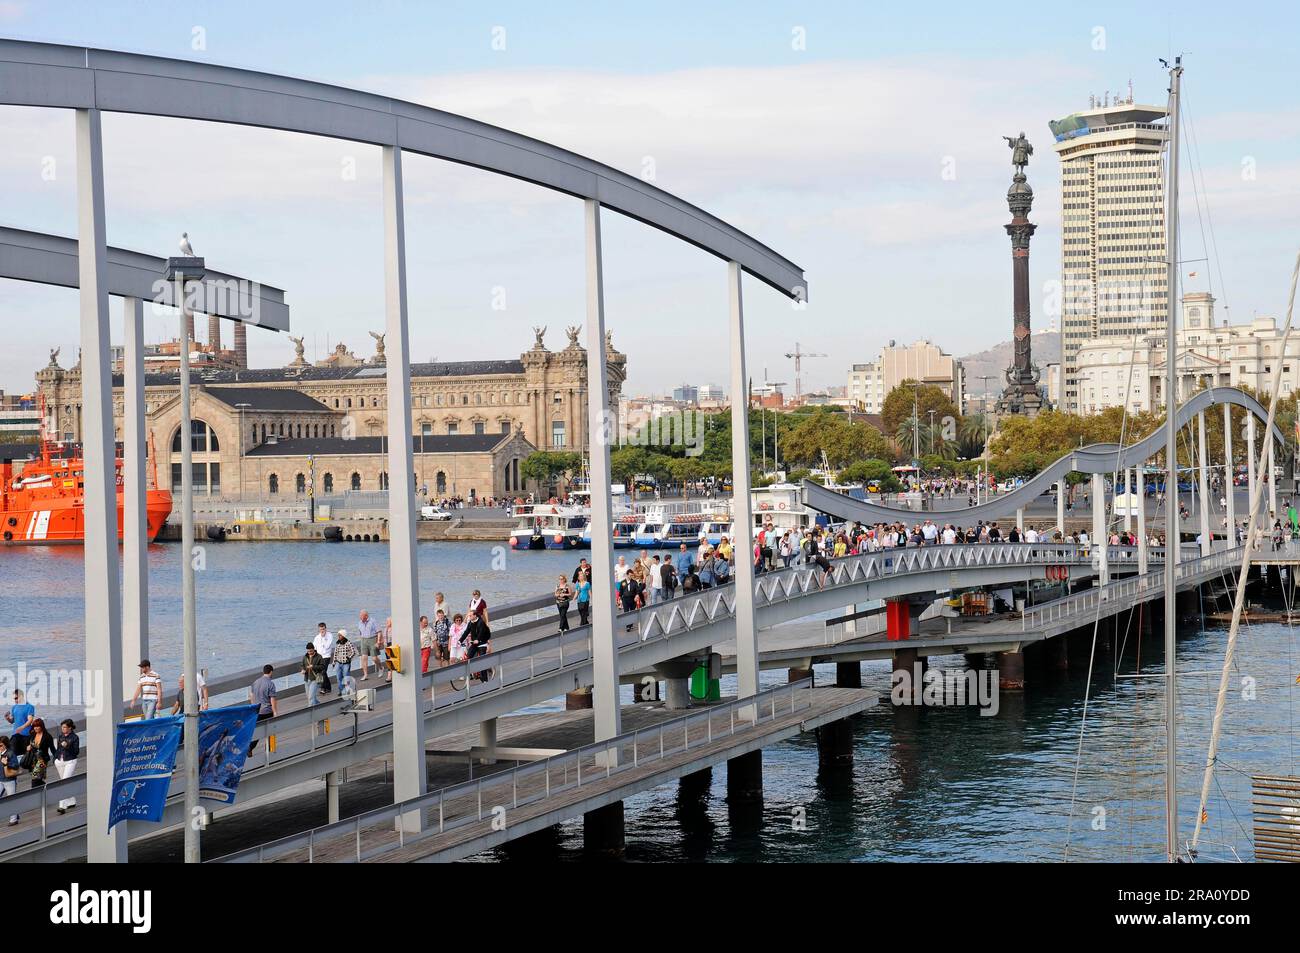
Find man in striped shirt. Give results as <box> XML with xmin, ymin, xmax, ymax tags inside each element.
<box><xmin>131</xmin><ymin>660</ymin><xmax>164</xmax><ymax>719</ymax></box>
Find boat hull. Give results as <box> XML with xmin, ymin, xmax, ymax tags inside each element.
<box><xmin>1</xmin><ymin>490</ymin><xmax>173</xmax><ymax>545</ymax></box>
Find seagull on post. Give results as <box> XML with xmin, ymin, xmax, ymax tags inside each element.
<box><xmin>179</xmin><ymin>232</ymin><xmax>196</xmax><ymax>257</ymax></box>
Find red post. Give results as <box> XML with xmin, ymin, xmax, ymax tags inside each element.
<box><xmin>886</xmin><ymin>598</ymin><xmax>910</xmax><ymax>641</ymax></box>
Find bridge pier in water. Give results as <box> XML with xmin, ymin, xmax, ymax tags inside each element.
<box><xmin>816</xmin><ymin>718</ymin><xmax>854</xmax><ymax>769</ymax></box>
<box><xmin>836</xmin><ymin>661</ymin><xmax>862</xmax><ymax>688</ymax></box>
<box><xmin>998</xmin><ymin>651</ymin><xmax>1025</xmax><ymax>691</ymax></box>
<box><xmin>727</xmin><ymin>750</ymin><xmax>763</xmax><ymax>808</ymax></box>
<box><xmin>583</xmin><ymin>801</ymin><xmax>625</xmax><ymax>857</ymax></box>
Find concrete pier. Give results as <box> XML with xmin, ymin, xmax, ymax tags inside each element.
<box><xmin>816</xmin><ymin>718</ymin><xmax>853</xmax><ymax>768</ymax></box>
<box><xmin>836</xmin><ymin>661</ymin><xmax>862</xmax><ymax>688</ymax></box>
<box><xmin>998</xmin><ymin>651</ymin><xmax>1025</xmax><ymax>691</ymax></box>
<box><xmin>583</xmin><ymin>801</ymin><xmax>625</xmax><ymax>857</ymax></box>
<box><xmin>566</xmin><ymin>687</ymin><xmax>594</xmax><ymax>710</ymax></box>
<box><xmin>726</xmin><ymin>750</ymin><xmax>763</xmax><ymax>805</ymax></box>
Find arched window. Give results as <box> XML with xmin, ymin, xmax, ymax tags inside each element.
<box><xmin>462</xmin><ymin>394</ymin><xmax>468</xmax><ymax>406</ymax></box>
<box><xmin>475</xmin><ymin>393</ymin><xmax>482</xmax><ymax>405</ymax></box>
<box><xmin>436</xmin><ymin>470</ymin><xmax>447</xmax><ymax>494</ymax></box>
<box><xmin>350</xmin><ymin>472</ymin><xmax>361</xmax><ymax>491</ymax></box>
<box><xmin>379</xmin><ymin>472</ymin><xmax>389</xmax><ymax>490</ymax></box>
<box><xmin>172</xmin><ymin>419</ymin><xmax>219</xmax><ymax>453</ymax></box>
<box><xmin>251</xmin><ymin>424</ymin><xmax>257</xmax><ymax>444</ymax></box>
<box><xmin>278</xmin><ymin>422</ymin><xmax>284</xmax><ymax>437</ymax></box>
<box><xmin>268</xmin><ymin>474</ymin><xmax>279</xmax><ymax>494</ymax></box>
<box><xmin>295</xmin><ymin>472</ymin><xmax>306</xmax><ymax>493</ymax></box>
<box><xmin>261</xmin><ymin>423</ymin><xmax>267</xmax><ymax>443</ymax></box>
<box><xmin>324</xmin><ymin>472</ymin><xmax>334</xmax><ymax>493</ymax></box>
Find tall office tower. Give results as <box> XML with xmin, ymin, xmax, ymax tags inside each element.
<box><xmin>1051</xmin><ymin>93</ymin><xmax>1169</xmax><ymax>412</ymax></box>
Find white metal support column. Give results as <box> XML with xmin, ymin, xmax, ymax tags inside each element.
<box><xmin>381</xmin><ymin>143</ymin><xmax>426</xmax><ymax>820</ymax></box>
<box><xmin>1124</xmin><ymin>468</ymin><xmax>1134</xmax><ymax>532</ymax></box>
<box><xmin>1268</xmin><ymin>429</ymin><xmax>1278</xmax><ymax>522</ymax></box>
<box><xmin>1091</xmin><ymin>471</ymin><xmax>1108</xmax><ymax>585</ymax></box>
<box><xmin>1016</xmin><ymin>507</ymin><xmax>1024</xmax><ymax>533</ymax></box>
<box><xmin>583</xmin><ymin>199</ymin><xmax>621</xmax><ymax>743</ymax></box>
<box><xmin>1224</xmin><ymin>404</ymin><xmax>1235</xmax><ymax>543</ymax></box>
<box><xmin>76</xmin><ymin>107</ymin><xmax>125</xmax><ymax>863</ymax></box>
<box><xmin>1056</xmin><ymin>480</ymin><xmax>1065</xmax><ymax>536</ymax></box>
<box><xmin>1136</xmin><ymin>468</ymin><xmax>1148</xmax><ymax>574</ymax></box>
<box><xmin>122</xmin><ymin>295</ymin><xmax>148</xmax><ymax>697</ymax></box>
<box><xmin>728</xmin><ymin>260</ymin><xmax>759</xmax><ymax>702</ymax></box>
<box><xmin>1197</xmin><ymin>412</ymin><xmax>1211</xmax><ymax>554</ymax></box>
<box><xmin>1247</xmin><ymin>413</ymin><xmax>1257</xmax><ymax>513</ymax></box>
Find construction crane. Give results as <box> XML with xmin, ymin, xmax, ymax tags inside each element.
<box><xmin>784</xmin><ymin>342</ymin><xmax>827</xmax><ymax>402</ymax></box>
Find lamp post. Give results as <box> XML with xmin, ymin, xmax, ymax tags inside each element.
<box><xmin>928</xmin><ymin>409</ymin><xmax>936</xmax><ymax>456</ymax></box>
<box><xmin>165</xmin><ymin>249</ymin><xmax>204</xmax><ymax>864</ymax></box>
<box><xmin>235</xmin><ymin>402</ymin><xmax>251</xmax><ymax>500</ymax></box>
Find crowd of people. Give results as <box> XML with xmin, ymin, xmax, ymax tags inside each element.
<box><xmin>1</xmin><ymin>690</ymin><xmax>80</xmax><ymax>826</ymax></box>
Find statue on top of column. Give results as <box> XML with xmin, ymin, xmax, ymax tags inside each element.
<box><xmin>1004</xmin><ymin>132</ymin><xmax>1033</xmax><ymax>174</ymax></box>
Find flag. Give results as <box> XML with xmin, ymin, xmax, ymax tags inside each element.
<box><xmin>109</xmin><ymin>715</ymin><xmax>183</xmax><ymax>831</ymax></box>
<box><xmin>196</xmin><ymin>704</ymin><xmax>260</xmax><ymax>804</ymax></box>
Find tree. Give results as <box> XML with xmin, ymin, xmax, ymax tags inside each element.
<box><xmin>519</xmin><ymin>451</ymin><xmax>581</xmax><ymax>494</ymax></box>
<box><xmin>838</xmin><ymin>459</ymin><xmax>898</xmax><ymax>490</ymax></box>
<box><xmin>781</xmin><ymin>408</ymin><xmax>894</xmax><ymax>469</ymax></box>
<box><xmin>880</xmin><ymin>380</ymin><xmax>959</xmax><ymax>440</ymax></box>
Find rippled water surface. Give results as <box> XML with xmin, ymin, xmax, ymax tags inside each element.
<box><xmin>2</xmin><ymin>541</ymin><xmax>1297</xmax><ymax>861</ymax></box>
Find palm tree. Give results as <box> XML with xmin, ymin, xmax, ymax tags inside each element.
<box><xmin>958</xmin><ymin>413</ymin><xmax>989</xmax><ymax>459</ymax></box>
<box><xmin>895</xmin><ymin>415</ymin><xmax>921</xmax><ymax>457</ymax></box>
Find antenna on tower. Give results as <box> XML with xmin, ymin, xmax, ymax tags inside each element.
<box><xmin>1127</xmin><ymin>77</ymin><xmax>1134</xmax><ymax>102</ymax></box>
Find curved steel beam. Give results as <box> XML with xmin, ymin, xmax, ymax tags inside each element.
<box><xmin>0</xmin><ymin>225</ymin><xmax>289</xmax><ymax>329</ymax></box>
<box><xmin>804</xmin><ymin>387</ymin><xmax>1288</xmax><ymax>524</ymax></box>
<box><xmin>0</xmin><ymin>39</ymin><xmax>806</xmax><ymax>301</ymax></box>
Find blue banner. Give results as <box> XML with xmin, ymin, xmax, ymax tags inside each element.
<box><xmin>109</xmin><ymin>715</ymin><xmax>183</xmax><ymax>832</ymax></box>
<box><xmin>196</xmin><ymin>704</ymin><xmax>259</xmax><ymax>804</ymax></box>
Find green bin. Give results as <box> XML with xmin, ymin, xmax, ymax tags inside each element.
<box><xmin>690</xmin><ymin>665</ymin><xmax>720</xmax><ymax>702</ymax></box>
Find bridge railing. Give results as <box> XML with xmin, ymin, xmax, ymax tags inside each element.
<box><xmin>214</xmin><ymin>678</ymin><xmax>816</xmax><ymax>863</ymax></box>
<box><xmin>1020</xmin><ymin>545</ymin><xmax>1244</xmax><ymax>631</ymax></box>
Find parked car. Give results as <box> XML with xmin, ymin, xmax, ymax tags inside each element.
<box><xmin>420</xmin><ymin>505</ymin><xmax>453</xmax><ymax>521</ymax></box>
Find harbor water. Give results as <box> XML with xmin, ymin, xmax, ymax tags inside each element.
<box><xmin>1</xmin><ymin>540</ymin><xmax>1296</xmax><ymax>862</ymax></box>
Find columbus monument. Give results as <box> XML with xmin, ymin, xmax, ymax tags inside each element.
<box><xmin>995</xmin><ymin>132</ymin><xmax>1047</xmax><ymax>416</ymax></box>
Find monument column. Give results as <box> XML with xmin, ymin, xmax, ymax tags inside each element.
<box><xmin>996</xmin><ymin>132</ymin><xmax>1044</xmax><ymax>417</ymax></box>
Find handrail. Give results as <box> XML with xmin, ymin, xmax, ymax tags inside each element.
<box><xmin>213</xmin><ymin>678</ymin><xmax>816</xmax><ymax>863</ymax></box>
<box><xmin>1020</xmin><ymin>545</ymin><xmax>1243</xmax><ymax>631</ymax></box>
<box><xmin>802</xmin><ymin>386</ymin><xmax>1289</xmax><ymax>525</ymax></box>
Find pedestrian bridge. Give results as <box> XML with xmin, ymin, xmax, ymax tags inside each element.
<box><xmin>0</xmin><ymin>540</ymin><xmax>1203</xmax><ymax>861</ymax></box>
<box><xmin>802</xmin><ymin>386</ymin><xmax>1288</xmax><ymax>525</ymax></box>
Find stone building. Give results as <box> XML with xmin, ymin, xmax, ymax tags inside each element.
<box><xmin>34</xmin><ymin>327</ymin><xmax>623</xmax><ymax>500</ymax></box>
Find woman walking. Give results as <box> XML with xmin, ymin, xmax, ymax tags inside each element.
<box><xmin>575</xmin><ymin>569</ymin><xmax>592</xmax><ymax>626</ymax></box>
<box><xmin>554</xmin><ymin>575</ymin><xmax>574</xmax><ymax>633</ymax></box>
<box><xmin>54</xmin><ymin>719</ymin><xmax>79</xmax><ymax>814</ymax></box>
<box><xmin>0</xmin><ymin>736</ymin><xmax>18</xmax><ymax>826</ymax></box>
<box><xmin>23</xmin><ymin>719</ymin><xmax>53</xmax><ymax>799</ymax></box>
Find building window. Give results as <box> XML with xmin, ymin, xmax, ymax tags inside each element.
<box><xmin>447</xmin><ymin>422</ymin><xmax>459</xmax><ymax>435</ymax></box>
<box><xmin>421</xmin><ymin>422</ymin><xmax>433</xmax><ymax>436</ymax></box>
<box><xmin>501</xmin><ymin>420</ymin><xmax>511</xmax><ymax>434</ymax></box>
<box><xmin>553</xmin><ymin>391</ymin><xmax>562</xmax><ymax>404</ymax></box>
<box><xmin>268</xmin><ymin>474</ymin><xmax>279</xmax><ymax>494</ymax></box>
<box><xmin>172</xmin><ymin>420</ymin><xmax>219</xmax><ymax>453</ymax></box>
<box><xmin>379</xmin><ymin>472</ymin><xmax>389</xmax><ymax>490</ymax></box>
<box><xmin>551</xmin><ymin>420</ymin><xmax>566</xmax><ymax>448</ymax></box>
<box><xmin>251</xmin><ymin>424</ymin><xmax>257</xmax><ymax>444</ymax></box>
<box><xmin>475</xmin><ymin>393</ymin><xmax>482</xmax><ymax>405</ymax></box>
<box><xmin>462</xmin><ymin>395</ymin><xmax>468</xmax><ymax>406</ymax></box>
<box><xmin>436</xmin><ymin>471</ymin><xmax>447</xmax><ymax>494</ymax></box>
<box><xmin>350</xmin><ymin>472</ymin><xmax>361</xmax><ymax>491</ymax></box>
<box><xmin>324</xmin><ymin>473</ymin><xmax>334</xmax><ymax>493</ymax></box>
<box><xmin>261</xmin><ymin>423</ymin><xmax>267</xmax><ymax>443</ymax></box>
<box><xmin>295</xmin><ymin>472</ymin><xmax>306</xmax><ymax>494</ymax></box>
<box><xmin>473</xmin><ymin>421</ymin><xmax>485</xmax><ymax>435</ymax></box>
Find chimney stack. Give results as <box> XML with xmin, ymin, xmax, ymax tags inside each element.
<box><xmin>233</xmin><ymin>321</ymin><xmax>248</xmax><ymax>368</ymax></box>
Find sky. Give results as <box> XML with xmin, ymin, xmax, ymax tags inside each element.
<box><xmin>2</xmin><ymin>0</ymin><xmax>1299</xmax><ymax>398</ymax></box>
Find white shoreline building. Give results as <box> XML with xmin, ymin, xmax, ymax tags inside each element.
<box><xmin>1075</xmin><ymin>292</ymin><xmax>1297</xmax><ymax>413</ymax></box>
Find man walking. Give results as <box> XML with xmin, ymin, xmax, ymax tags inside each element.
<box><xmin>247</xmin><ymin>664</ymin><xmax>279</xmax><ymax>756</ymax></box>
<box><xmin>312</xmin><ymin>623</ymin><xmax>335</xmax><ymax>693</ymax></box>
<box><xmin>301</xmin><ymin>644</ymin><xmax>328</xmax><ymax>707</ymax></box>
<box><xmin>356</xmin><ymin>610</ymin><xmax>380</xmax><ymax>681</ymax></box>
<box><xmin>131</xmin><ymin>660</ymin><xmax>164</xmax><ymax>719</ymax></box>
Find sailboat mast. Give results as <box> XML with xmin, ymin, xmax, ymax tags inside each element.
<box><xmin>1162</xmin><ymin>56</ymin><xmax>1184</xmax><ymax>864</ymax></box>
